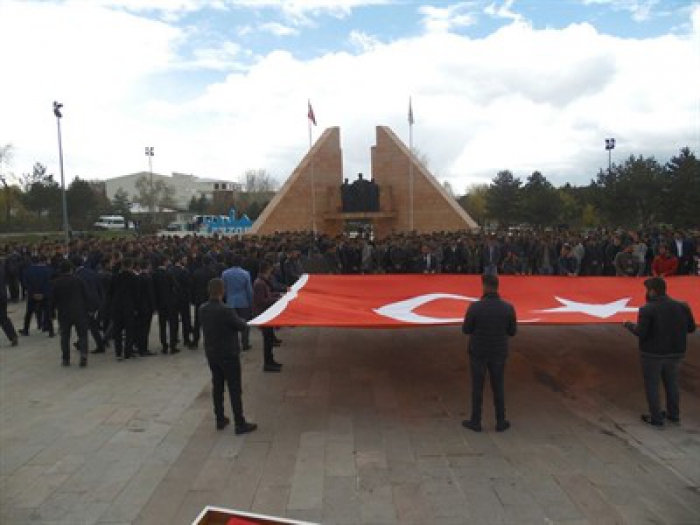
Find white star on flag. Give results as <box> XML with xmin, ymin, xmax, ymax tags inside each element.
<box><xmin>535</xmin><ymin>297</ymin><xmax>639</xmax><ymax>319</ymax></box>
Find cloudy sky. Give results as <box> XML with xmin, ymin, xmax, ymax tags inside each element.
<box><xmin>0</xmin><ymin>0</ymin><xmax>698</xmax><ymax>193</ymax></box>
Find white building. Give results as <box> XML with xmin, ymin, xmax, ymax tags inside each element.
<box><xmin>103</xmin><ymin>172</ymin><xmax>239</xmax><ymax>210</ymax></box>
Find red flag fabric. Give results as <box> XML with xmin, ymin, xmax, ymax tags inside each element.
<box><xmin>250</xmin><ymin>275</ymin><xmax>699</xmax><ymax>328</ymax></box>
<box><xmin>307</xmin><ymin>100</ymin><xmax>316</xmax><ymax>126</ymax></box>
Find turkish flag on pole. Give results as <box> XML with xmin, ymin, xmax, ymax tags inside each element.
<box><xmin>250</xmin><ymin>275</ymin><xmax>699</xmax><ymax>328</ymax></box>
<box><xmin>307</xmin><ymin>100</ymin><xmax>316</xmax><ymax>126</ymax></box>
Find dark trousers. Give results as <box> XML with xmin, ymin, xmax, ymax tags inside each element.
<box><xmin>469</xmin><ymin>353</ymin><xmax>507</xmax><ymax>423</ymax></box>
<box><xmin>6</xmin><ymin>274</ymin><xmax>19</xmax><ymax>301</ymax></box>
<box><xmin>641</xmin><ymin>355</ymin><xmax>682</xmax><ymax>422</ymax></box>
<box><xmin>59</xmin><ymin>315</ymin><xmax>87</xmax><ymax>362</ymax></box>
<box><xmin>113</xmin><ymin>311</ymin><xmax>135</xmax><ymax>358</ymax></box>
<box><xmin>261</xmin><ymin>326</ymin><xmax>275</xmax><ymax>364</ymax></box>
<box><xmin>208</xmin><ymin>356</ymin><xmax>245</xmax><ymax>425</ymax></box>
<box><xmin>135</xmin><ymin>310</ymin><xmax>153</xmax><ymax>354</ymax></box>
<box><xmin>23</xmin><ymin>296</ymin><xmax>53</xmax><ymax>334</ymax></box>
<box><xmin>176</xmin><ymin>300</ymin><xmax>192</xmax><ymax>345</ymax></box>
<box><xmin>235</xmin><ymin>307</ymin><xmax>252</xmax><ymax>348</ymax></box>
<box><xmin>157</xmin><ymin>307</ymin><xmax>178</xmax><ymax>350</ymax></box>
<box><xmin>0</xmin><ymin>300</ymin><xmax>17</xmax><ymax>342</ymax></box>
<box><xmin>86</xmin><ymin>312</ymin><xmax>104</xmax><ymax>350</ymax></box>
<box><xmin>192</xmin><ymin>301</ymin><xmax>204</xmax><ymax>345</ymax></box>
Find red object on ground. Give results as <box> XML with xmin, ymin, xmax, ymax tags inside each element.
<box><xmin>249</xmin><ymin>275</ymin><xmax>699</xmax><ymax>328</ymax></box>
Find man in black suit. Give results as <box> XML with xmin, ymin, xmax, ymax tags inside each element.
<box><xmin>75</xmin><ymin>258</ymin><xmax>105</xmax><ymax>353</ymax></box>
<box><xmin>191</xmin><ymin>255</ymin><xmax>218</xmax><ymax>349</ymax></box>
<box><xmin>51</xmin><ymin>261</ymin><xmax>89</xmax><ymax>367</ymax></box>
<box><xmin>624</xmin><ymin>277</ymin><xmax>696</xmax><ymax>427</ymax></box>
<box><xmin>170</xmin><ymin>255</ymin><xmax>193</xmax><ymax>348</ymax></box>
<box><xmin>0</xmin><ymin>257</ymin><xmax>19</xmax><ymax>346</ymax></box>
<box><xmin>199</xmin><ymin>277</ymin><xmax>257</xmax><ymax>434</ymax></box>
<box><xmin>670</xmin><ymin>231</ymin><xmax>695</xmax><ymax>275</ymax></box>
<box><xmin>135</xmin><ymin>259</ymin><xmax>156</xmax><ymax>356</ymax></box>
<box><xmin>152</xmin><ymin>256</ymin><xmax>179</xmax><ymax>354</ymax></box>
<box><xmin>462</xmin><ymin>274</ymin><xmax>517</xmax><ymax>433</ymax></box>
<box><xmin>110</xmin><ymin>258</ymin><xmax>139</xmax><ymax>360</ymax></box>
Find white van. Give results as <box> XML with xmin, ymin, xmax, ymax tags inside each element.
<box><xmin>94</xmin><ymin>215</ymin><xmax>131</xmax><ymax>230</ymax></box>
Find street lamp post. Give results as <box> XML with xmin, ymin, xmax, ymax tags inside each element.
<box><xmin>605</xmin><ymin>138</ymin><xmax>615</xmax><ymax>173</ymax></box>
<box><xmin>145</xmin><ymin>146</ymin><xmax>154</xmax><ymax>218</ymax></box>
<box><xmin>53</xmin><ymin>101</ymin><xmax>69</xmax><ymax>242</ymax></box>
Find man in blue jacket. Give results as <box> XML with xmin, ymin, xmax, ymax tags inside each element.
<box><xmin>222</xmin><ymin>254</ymin><xmax>253</xmax><ymax>351</ymax></box>
<box><xmin>19</xmin><ymin>255</ymin><xmax>54</xmax><ymax>337</ymax></box>
<box><xmin>624</xmin><ymin>277</ymin><xmax>696</xmax><ymax>427</ymax></box>
<box><xmin>462</xmin><ymin>274</ymin><xmax>517</xmax><ymax>433</ymax></box>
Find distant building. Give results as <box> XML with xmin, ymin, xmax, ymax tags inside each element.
<box><xmin>102</xmin><ymin>171</ymin><xmax>240</xmax><ymax>210</ymax></box>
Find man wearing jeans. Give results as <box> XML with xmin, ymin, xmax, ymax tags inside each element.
<box><xmin>222</xmin><ymin>254</ymin><xmax>253</xmax><ymax>351</ymax></box>
<box><xmin>624</xmin><ymin>277</ymin><xmax>696</xmax><ymax>427</ymax></box>
<box><xmin>462</xmin><ymin>274</ymin><xmax>517</xmax><ymax>433</ymax></box>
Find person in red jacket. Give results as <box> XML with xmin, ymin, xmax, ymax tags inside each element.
<box><xmin>651</xmin><ymin>245</ymin><xmax>678</xmax><ymax>277</ymax></box>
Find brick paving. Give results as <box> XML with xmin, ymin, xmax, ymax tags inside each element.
<box><xmin>1</xmin><ymin>303</ymin><xmax>699</xmax><ymax>524</ymax></box>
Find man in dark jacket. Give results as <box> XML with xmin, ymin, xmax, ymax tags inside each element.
<box><xmin>20</xmin><ymin>255</ymin><xmax>54</xmax><ymax>337</ymax></box>
<box><xmin>199</xmin><ymin>277</ymin><xmax>257</xmax><ymax>434</ymax></box>
<box><xmin>191</xmin><ymin>255</ymin><xmax>218</xmax><ymax>349</ymax></box>
<box><xmin>109</xmin><ymin>258</ymin><xmax>139</xmax><ymax>360</ymax></box>
<box><xmin>51</xmin><ymin>261</ymin><xmax>89</xmax><ymax>367</ymax></box>
<box><xmin>152</xmin><ymin>256</ymin><xmax>179</xmax><ymax>354</ymax></box>
<box><xmin>624</xmin><ymin>277</ymin><xmax>696</xmax><ymax>427</ymax></box>
<box><xmin>462</xmin><ymin>274</ymin><xmax>517</xmax><ymax>433</ymax></box>
<box><xmin>169</xmin><ymin>255</ymin><xmax>193</xmax><ymax>348</ymax></box>
<box><xmin>75</xmin><ymin>259</ymin><xmax>105</xmax><ymax>353</ymax></box>
<box><xmin>135</xmin><ymin>259</ymin><xmax>156</xmax><ymax>356</ymax></box>
<box><xmin>0</xmin><ymin>258</ymin><xmax>19</xmax><ymax>346</ymax></box>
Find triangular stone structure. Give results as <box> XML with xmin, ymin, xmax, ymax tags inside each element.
<box><xmin>250</xmin><ymin>127</ymin><xmax>343</xmax><ymax>235</ymax></box>
<box><xmin>250</xmin><ymin>126</ymin><xmax>477</xmax><ymax>237</ymax></box>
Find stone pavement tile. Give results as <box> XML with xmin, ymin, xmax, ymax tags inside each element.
<box><xmin>391</xmin><ymin>483</ymin><xmax>432</xmax><ymax>525</ymax></box>
<box><xmin>9</xmin><ymin>471</ymin><xmax>71</xmax><ymax>510</ymax></box>
<box><xmin>36</xmin><ymin>491</ymin><xmax>110</xmax><ymax>525</ymax></box>
<box><xmin>0</xmin><ymin>463</ymin><xmax>45</xmax><ymax>499</ymax></box>
<box><xmin>173</xmin><ymin>490</ymin><xmax>220</xmax><ymax>525</ymax></box>
<box><xmin>322</xmin><ymin>475</ymin><xmax>360</xmax><ymax>525</ymax></box>
<box><xmin>325</xmin><ymin>440</ymin><xmax>356</xmax><ymax>477</ymax></box>
<box><xmin>98</xmin><ymin>463</ymin><xmax>170</xmax><ymax>524</ymax></box>
<box><xmin>288</xmin><ymin>432</ymin><xmax>325</xmax><ymax>511</ymax></box>
<box><xmin>555</xmin><ymin>473</ymin><xmax>626</xmax><ymax>523</ymax></box>
<box><xmin>461</xmin><ymin>487</ymin><xmax>507</xmax><ymax>524</ymax></box>
<box><xmin>285</xmin><ymin>508</ymin><xmax>323</xmax><ymax>523</ymax></box>
<box><xmin>327</xmin><ymin>413</ymin><xmax>354</xmax><ymax>443</ymax></box>
<box><xmin>219</xmin><ymin>440</ymin><xmax>270</xmax><ymax>510</ymax></box>
<box><xmin>358</xmin><ymin>485</ymin><xmax>397</xmax><ymax>524</ymax></box>
<box><xmin>251</xmin><ymin>484</ymin><xmax>290</xmax><ymax>518</ymax></box>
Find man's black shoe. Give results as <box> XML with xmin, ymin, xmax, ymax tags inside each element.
<box><xmin>235</xmin><ymin>422</ymin><xmax>257</xmax><ymax>435</ymax></box>
<box><xmin>18</xmin><ymin>329</ymin><xmax>29</xmax><ymax>336</ymax></box>
<box><xmin>496</xmin><ymin>420</ymin><xmax>511</xmax><ymax>433</ymax></box>
<box><xmin>139</xmin><ymin>351</ymin><xmax>156</xmax><ymax>356</ymax></box>
<box><xmin>243</xmin><ymin>344</ymin><xmax>252</xmax><ymax>351</ymax></box>
<box><xmin>61</xmin><ymin>359</ymin><xmax>70</xmax><ymax>367</ymax></box>
<box><xmin>11</xmin><ymin>338</ymin><xmax>18</xmax><ymax>347</ymax></box>
<box><xmin>116</xmin><ymin>356</ymin><xmax>124</xmax><ymax>362</ymax></box>
<box><xmin>216</xmin><ymin>417</ymin><xmax>230</xmax><ymax>430</ymax></box>
<box><xmin>263</xmin><ymin>363</ymin><xmax>282</xmax><ymax>373</ymax></box>
<box><xmin>273</xmin><ymin>340</ymin><xmax>282</xmax><ymax>347</ymax></box>
<box><xmin>48</xmin><ymin>332</ymin><xmax>55</xmax><ymax>338</ymax></box>
<box><xmin>661</xmin><ymin>411</ymin><xmax>680</xmax><ymax>424</ymax></box>
<box><xmin>461</xmin><ymin>420</ymin><xmax>482</xmax><ymax>432</ymax></box>
<box><xmin>161</xmin><ymin>346</ymin><xmax>168</xmax><ymax>354</ymax></box>
<box><xmin>91</xmin><ymin>347</ymin><xmax>105</xmax><ymax>354</ymax></box>
<box><xmin>641</xmin><ymin>415</ymin><xmax>664</xmax><ymax>428</ymax></box>
<box><xmin>170</xmin><ymin>347</ymin><xmax>180</xmax><ymax>354</ymax></box>
<box><xmin>79</xmin><ymin>357</ymin><xmax>87</xmax><ymax>368</ymax></box>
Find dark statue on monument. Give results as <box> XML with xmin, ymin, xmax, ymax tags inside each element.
<box><xmin>341</xmin><ymin>173</ymin><xmax>380</xmax><ymax>213</ymax></box>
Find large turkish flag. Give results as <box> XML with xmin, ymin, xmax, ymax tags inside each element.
<box><xmin>249</xmin><ymin>275</ymin><xmax>699</xmax><ymax>328</ymax></box>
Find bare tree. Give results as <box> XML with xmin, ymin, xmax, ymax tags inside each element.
<box><xmin>241</xmin><ymin>169</ymin><xmax>277</xmax><ymax>193</ymax></box>
<box><xmin>0</xmin><ymin>144</ymin><xmax>15</xmax><ymax>224</ymax></box>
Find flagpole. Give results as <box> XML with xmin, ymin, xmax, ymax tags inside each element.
<box><xmin>308</xmin><ymin>107</ymin><xmax>317</xmax><ymax>237</ymax></box>
<box><xmin>409</xmin><ymin>97</ymin><xmax>414</xmax><ymax>232</ymax></box>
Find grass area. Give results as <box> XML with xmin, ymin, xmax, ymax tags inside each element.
<box><xmin>0</xmin><ymin>229</ymin><xmax>139</xmax><ymax>245</ymax></box>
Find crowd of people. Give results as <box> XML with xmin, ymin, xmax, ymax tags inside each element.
<box><xmin>0</xmin><ymin>227</ymin><xmax>698</xmax><ymax>365</ymax></box>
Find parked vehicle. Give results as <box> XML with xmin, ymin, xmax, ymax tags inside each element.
<box><xmin>93</xmin><ymin>215</ymin><xmax>132</xmax><ymax>230</ymax></box>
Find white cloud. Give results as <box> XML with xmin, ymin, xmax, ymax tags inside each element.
<box><xmin>419</xmin><ymin>3</ymin><xmax>477</xmax><ymax>33</ymax></box>
<box><xmin>1</xmin><ymin>1</ymin><xmax>698</xmax><ymax>196</ymax></box>
<box><xmin>348</xmin><ymin>30</ymin><xmax>381</xmax><ymax>52</ymax></box>
<box><xmin>581</xmin><ymin>0</ymin><xmax>660</xmax><ymax>23</ymax></box>
<box><xmin>484</xmin><ymin>0</ymin><xmax>522</xmax><ymax>23</ymax></box>
<box><xmin>259</xmin><ymin>21</ymin><xmax>299</xmax><ymax>36</ymax></box>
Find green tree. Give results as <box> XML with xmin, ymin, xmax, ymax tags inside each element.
<box><xmin>663</xmin><ymin>147</ymin><xmax>700</xmax><ymax>228</ymax></box>
<box><xmin>21</xmin><ymin>162</ymin><xmax>61</xmax><ymax>223</ymax></box>
<box><xmin>111</xmin><ymin>187</ymin><xmax>132</xmax><ymax>221</ymax></box>
<box><xmin>67</xmin><ymin>177</ymin><xmax>101</xmax><ymax>230</ymax></box>
<box><xmin>134</xmin><ymin>175</ymin><xmax>177</xmax><ymax>212</ymax></box>
<box><xmin>485</xmin><ymin>170</ymin><xmax>522</xmax><ymax>227</ymax></box>
<box><xmin>520</xmin><ymin>171</ymin><xmax>562</xmax><ymax>228</ymax></box>
<box><xmin>457</xmin><ymin>184</ymin><xmax>488</xmax><ymax>225</ymax></box>
<box><xmin>188</xmin><ymin>194</ymin><xmax>209</xmax><ymax>214</ymax></box>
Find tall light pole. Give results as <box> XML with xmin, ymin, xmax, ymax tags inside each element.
<box><xmin>53</xmin><ymin>101</ymin><xmax>69</xmax><ymax>241</ymax></box>
<box><xmin>605</xmin><ymin>138</ymin><xmax>615</xmax><ymax>173</ymax></box>
<box><xmin>145</xmin><ymin>146</ymin><xmax>154</xmax><ymax>218</ymax></box>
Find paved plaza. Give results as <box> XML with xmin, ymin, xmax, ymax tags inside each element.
<box><xmin>1</xmin><ymin>303</ymin><xmax>699</xmax><ymax>525</ymax></box>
